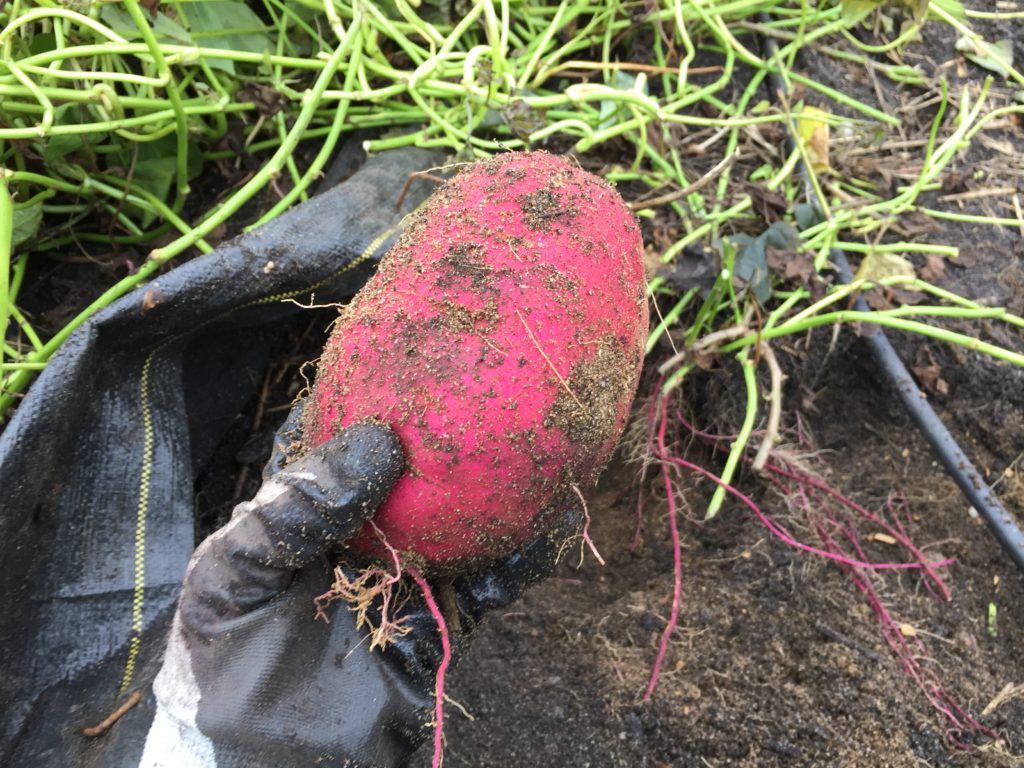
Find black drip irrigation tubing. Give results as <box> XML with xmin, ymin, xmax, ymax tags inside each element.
<box><xmin>755</xmin><ymin>16</ymin><xmax>1024</xmax><ymax>574</ymax></box>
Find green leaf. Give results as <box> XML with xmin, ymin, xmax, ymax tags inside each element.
<box><xmin>99</xmin><ymin>5</ymin><xmax>193</xmax><ymax>45</ymax></box>
<box><xmin>732</xmin><ymin>235</ymin><xmax>771</xmax><ymax>304</ymax></box>
<box><xmin>28</xmin><ymin>32</ymin><xmax>58</xmax><ymax>57</ymax></box>
<box><xmin>43</xmin><ymin>135</ymin><xmax>86</xmax><ymax>163</ymax></box>
<box><xmin>112</xmin><ymin>136</ymin><xmax>203</xmax><ymax>226</ymax></box>
<box><xmin>478</xmin><ymin>109</ymin><xmax>505</xmax><ymax>128</ymax></box>
<box><xmin>957</xmin><ymin>37</ymin><xmax>1014</xmax><ymax>79</ymax></box>
<box><xmin>12</xmin><ymin>202</ymin><xmax>43</xmax><ymax>248</ymax></box>
<box><xmin>731</xmin><ymin>222</ymin><xmax>800</xmax><ymax>304</ymax></box>
<box><xmin>42</xmin><ymin>105</ymin><xmax>105</xmax><ymax>162</ymax></box>
<box><xmin>186</xmin><ymin>1</ymin><xmax>271</xmax><ymax>74</ymax></box>
<box><xmin>763</xmin><ymin>221</ymin><xmax>801</xmax><ymax>251</ymax></box>
<box><xmin>877</xmin><ymin>9</ymin><xmax>896</xmax><ymax>35</ymax></box>
<box><xmin>598</xmin><ymin>70</ymin><xmax>645</xmax><ymax>130</ymax></box>
<box><xmin>794</xmin><ymin>202</ymin><xmax>823</xmax><ymax>230</ymax></box>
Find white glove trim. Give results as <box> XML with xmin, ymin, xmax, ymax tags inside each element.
<box><xmin>138</xmin><ymin>609</ymin><xmax>217</xmax><ymax>766</ymax></box>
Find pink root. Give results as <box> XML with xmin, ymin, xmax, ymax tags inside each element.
<box><xmin>660</xmin><ymin>450</ymin><xmax>935</xmax><ymax>572</ymax></box>
<box><xmin>409</xmin><ymin>566</ymin><xmax>451</xmax><ymax>768</ymax></box>
<box><xmin>571</xmin><ymin>484</ymin><xmax>605</xmax><ymax>566</ymax></box>
<box><xmin>643</xmin><ymin>401</ymin><xmax>683</xmax><ymax>700</ymax></box>
<box><xmin>761</xmin><ymin>461</ymin><xmax>953</xmax><ymax>594</ymax></box>
<box><xmin>668</xmin><ymin>402</ymin><xmax>988</xmax><ymax>745</ymax></box>
<box><xmin>632</xmin><ymin>393</ymin><xmax>661</xmax><ymax>550</ymax></box>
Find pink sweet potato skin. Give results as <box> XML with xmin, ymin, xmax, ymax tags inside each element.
<box><xmin>304</xmin><ymin>151</ymin><xmax>648</xmax><ymax>570</ymax></box>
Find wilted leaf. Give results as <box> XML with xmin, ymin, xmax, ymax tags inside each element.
<box><xmin>864</xmin><ymin>285</ymin><xmax>924</xmax><ymax>310</ymax></box>
<box><xmin>377</xmin><ymin>0</ymin><xmax>454</xmax><ymax>24</ymax></box>
<box><xmin>913</xmin><ymin>347</ymin><xmax>949</xmax><ymax>395</ymax></box>
<box><xmin>12</xmin><ymin>201</ymin><xmax>44</xmax><ymax>248</ymax></box>
<box><xmin>955</xmin><ymin>250</ymin><xmax>978</xmax><ymax>268</ymax></box>
<box><xmin>141</xmin><ymin>287</ymin><xmax>164</xmax><ymax>313</ymax></box>
<box><xmin>501</xmin><ymin>98</ymin><xmax>547</xmax><ymax>140</ymax></box>
<box><xmin>851</xmin><ymin>156</ymin><xmax>896</xmax><ymax>196</ymax></box>
<box><xmin>957</xmin><ymin>37</ymin><xmax>1014</xmax><ymax>79</ymax></box>
<box><xmin>841</xmin><ymin>0</ymin><xmax>881</xmax><ymax>25</ymax></box>
<box><xmin>919</xmin><ymin>254</ymin><xmax>946</xmax><ymax>284</ymax></box>
<box><xmin>903</xmin><ymin>0</ymin><xmax>929</xmax><ymax>23</ymax></box>
<box><xmin>891</xmin><ymin>212</ymin><xmax>943</xmax><ymax>240</ymax></box>
<box><xmin>853</xmin><ymin>251</ymin><xmax>916</xmax><ymax>284</ymax></box>
<box><xmin>658</xmin><ymin>244</ymin><xmax>718</xmax><ymax>297</ymax></box>
<box><xmin>797</xmin><ymin>105</ymin><xmax>831</xmax><ymax>174</ymax></box>
<box><xmin>692</xmin><ymin>350</ymin><xmax>717</xmax><ymax>371</ymax></box>
<box><xmin>890</xmin><ymin>286</ymin><xmax>925</xmax><ymax>305</ymax></box>
<box><xmin>236</xmin><ymin>83</ymin><xmax>288</xmax><ymax>117</ymax></box>
<box><xmin>857</xmin><ymin>251</ymin><xmax>919</xmax><ymax>310</ymax></box>
<box><xmin>766</xmin><ymin>246</ymin><xmax>815</xmax><ymax>284</ymax></box>
<box><xmin>747</xmin><ymin>184</ymin><xmax>788</xmax><ymax>223</ymax></box>
<box><xmin>941</xmin><ymin>170</ymin><xmax>970</xmax><ymax>195</ymax></box>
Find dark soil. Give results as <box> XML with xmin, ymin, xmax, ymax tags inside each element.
<box><xmin>408</xmin><ymin>338</ymin><xmax>1024</xmax><ymax>767</ymax></box>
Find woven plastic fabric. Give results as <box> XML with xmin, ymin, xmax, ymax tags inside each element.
<box><xmin>0</xmin><ymin>147</ymin><xmax>439</xmax><ymax>766</ymax></box>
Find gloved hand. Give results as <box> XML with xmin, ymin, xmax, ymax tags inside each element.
<box><xmin>141</xmin><ymin>408</ymin><xmax>579</xmax><ymax>768</ymax></box>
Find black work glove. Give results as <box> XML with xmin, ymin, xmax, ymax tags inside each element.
<box><xmin>264</xmin><ymin>402</ymin><xmax>580</xmax><ymax>688</ymax></box>
<box><xmin>141</xmin><ymin>407</ymin><xmax>578</xmax><ymax>768</ymax></box>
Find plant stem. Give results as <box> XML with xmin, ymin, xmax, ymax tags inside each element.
<box><xmin>705</xmin><ymin>349</ymin><xmax>758</xmax><ymax>518</ymax></box>
<box><xmin>0</xmin><ymin>177</ymin><xmax>11</xmax><ymax>371</ymax></box>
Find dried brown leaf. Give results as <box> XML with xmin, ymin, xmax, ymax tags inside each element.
<box><xmin>919</xmin><ymin>254</ymin><xmax>946</xmax><ymax>284</ymax></box>
<box><xmin>748</xmin><ymin>185</ymin><xmax>789</xmax><ymax>224</ymax></box>
<box><xmin>912</xmin><ymin>347</ymin><xmax>949</xmax><ymax>395</ymax></box>
<box><xmin>765</xmin><ymin>246</ymin><xmax>816</xmax><ymax>284</ymax></box>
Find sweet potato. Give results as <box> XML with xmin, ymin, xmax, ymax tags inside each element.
<box><xmin>304</xmin><ymin>151</ymin><xmax>648</xmax><ymax>570</ymax></box>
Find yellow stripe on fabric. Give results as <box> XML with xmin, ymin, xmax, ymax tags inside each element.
<box><xmin>119</xmin><ymin>348</ymin><xmax>157</xmax><ymax>693</ymax></box>
<box><xmin>242</xmin><ymin>226</ymin><xmax>397</xmax><ymax>309</ymax></box>
<box><xmin>116</xmin><ymin>225</ymin><xmax>397</xmax><ymax>692</ymax></box>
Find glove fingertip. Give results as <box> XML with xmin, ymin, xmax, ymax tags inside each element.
<box><xmin>318</xmin><ymin>421</ymin><xmax>405</xmax><ymax>513</ymax></box>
